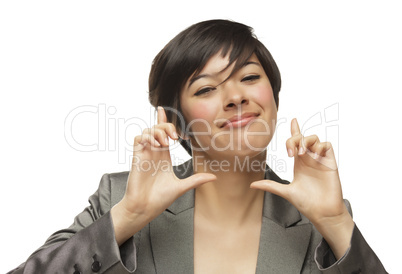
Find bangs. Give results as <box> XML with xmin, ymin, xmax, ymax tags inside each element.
<box><xmin>182</xmin><ymin>22</ymin><xmax>258</xmax><ymax>89</ymax></box>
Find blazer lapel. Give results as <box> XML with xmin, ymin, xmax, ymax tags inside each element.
<box><xmin>150</xmin><ymin>160</ymin><xmax>195</xmax><ymax>274</ymax></box>
<box><xmin>149</xmin><ymin>161</ymin><xmax>312</xmax><ymax>273</ymax></box>
<box><xmin>256</xmin><ymin>168</ymin><xmax>312</xmax><ymax>273</ymax></box>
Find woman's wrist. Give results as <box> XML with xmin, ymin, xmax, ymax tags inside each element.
<box><xmin>312</xmin><ymin>208</ymin><xmax>355</xmax><ymax>260</ymax></box>
<box><xmin>111</xmin><ymin>201</ymin><xmax>152</xmax><ymax>246</ymax></box>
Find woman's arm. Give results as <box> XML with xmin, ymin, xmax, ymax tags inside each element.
<box><xmin>251</xmin><ymin>118</ymin><xmax>387</xmax><ymax>273</ymax></box>
<box><xmin>8</xmin><ymin>107</ymin><xmax>216</xmax><ymax>273</ymax></box>
<box><xmin>8</xmin><ymin>173</ymin><xmax>136</xmax><ymax>274</ymax></box>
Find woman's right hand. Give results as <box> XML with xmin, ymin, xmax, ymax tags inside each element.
<box><xmin>111</xmin><ymin>107</ymin><xmax>216</xmax><ymax>245</ymax></box>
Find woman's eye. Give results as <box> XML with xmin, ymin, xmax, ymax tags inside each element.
<box><xmin>195</xmin><ymin>87</ymin><xmax>216</xmax><ymax>96</ymax></box>
<box><xmin>241</xmin><ymin>75</ymin><xmax>260</xmax><ymax>82</ymax></box>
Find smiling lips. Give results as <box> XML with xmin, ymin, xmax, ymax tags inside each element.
<box><xmin>220</xmin><ymin>113</ymin><xmax>259</xmax><ymax>128</ymax></box>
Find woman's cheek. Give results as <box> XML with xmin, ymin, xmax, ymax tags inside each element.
<box><xmin>188</xmin><ymin>101</ymin><xmax>217</xmax><ymax>123</ymax></box>
<box><xmin>253</xmin><ymin>85</ymin><xmax>276</xmax><ymax>110</ymax></box>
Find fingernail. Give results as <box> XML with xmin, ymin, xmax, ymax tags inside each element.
<box><xmin>287</xmin><ymin>149</ymin><xmax>293</xmax><ymax>157</ymax></box>
<box><xmin>154</xmin><ymin>140</ymin><xmax>161</xmax><ymax>147</ymax></box>
<box><xmin>165</xmin><ymin>137</ymin><xmax>169</xmax><ymax>145</ymax></box>
<box><xmin>298</xmin><ymin>147</ymin><xmax>305</xmax><ymax>155</ymax></box>
<box><xmin>173</xmin><ymin>131</ymin><xmax>178</xmax><ymax>139</ymax></box>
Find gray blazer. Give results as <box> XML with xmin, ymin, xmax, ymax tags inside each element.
<box><xmin>9</xmin><ymin>160</ymin><xmax>387</xmax><ymax>274</ymax></box>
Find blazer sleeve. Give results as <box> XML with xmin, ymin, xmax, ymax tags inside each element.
<box><xmin>7</xmin><ymin>173</ymin><xmax>137</xmax><ymax>274</ymax></box>
<box><xmin>314</xmin><ymin>200</ymin><xmax>388</xmax><ymax>273</ymax></box>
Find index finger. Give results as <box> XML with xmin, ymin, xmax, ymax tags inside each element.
<box><xmin>157</xmin><ymin>106</ymin><xmax>167</xmax><ymax>124</ymax></box>
<box><xmin>291</xmin><ymin>118</ymin><xmax>301</xmax><ymax>137</ymax></box>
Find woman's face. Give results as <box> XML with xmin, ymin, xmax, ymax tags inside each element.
<box><xmin>179</xmin><ymin>52</ymin><xmax>277</xmax><ymax>159</ymax></box>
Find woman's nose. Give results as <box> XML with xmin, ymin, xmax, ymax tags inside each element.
<box><xmin>223</xmin><ymin>88</ymin><xmax>249</xmax><ymax>110</ymax></box>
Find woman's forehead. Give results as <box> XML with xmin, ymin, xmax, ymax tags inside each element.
<box><xmin>202</xmin><ymin>52</ymin><xmax>259</xmax><ymax>74</ymax></box>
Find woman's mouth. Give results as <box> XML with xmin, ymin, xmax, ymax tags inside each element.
<box><xmin>220</xmin><ymin>113</ymin><xmax>259</xmax><ymax>129</ymax></box>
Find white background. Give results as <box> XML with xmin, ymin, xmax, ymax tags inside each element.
<box><xmin>1</xmin><ymin>1</ymin><xmax>400</xmax><ymax>272</ymax></box>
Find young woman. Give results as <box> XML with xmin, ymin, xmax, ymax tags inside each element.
<box><xmin>9</xmin><ymin>19</ymin><xmax>387</xmax><ymax>274</ymax></box>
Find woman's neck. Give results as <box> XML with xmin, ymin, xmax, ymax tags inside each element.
<box><xmin>192</xmin><ymin>150</ymin><xmax>266</xmax><ymax>227</ymax></box>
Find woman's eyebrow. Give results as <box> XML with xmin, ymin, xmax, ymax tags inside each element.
<box><xmin>188</xmin><ymin>74</ymin><xmax>211</xmax><ymax>88</ymax></box>
<box><xmin>244</xmin><ymin>61</ymin><xmax>261</xmax><ymax>67</ymax></box>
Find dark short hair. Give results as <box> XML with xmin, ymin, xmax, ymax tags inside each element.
<box><xmin>148</xmin><ymin>19</ymin><xmax>281</xmax><ymax>155</ymax></box>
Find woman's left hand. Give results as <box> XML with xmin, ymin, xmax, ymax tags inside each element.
<box><xmin>250</xmin><ymin>118</ymin><xmax>354</xmax><ymax>259</ymax></box>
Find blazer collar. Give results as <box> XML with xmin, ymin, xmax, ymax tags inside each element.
<box><xmin>168</xmin><ymin>159</ymin><xmax>302</xmax><ymax>227</ymax></box>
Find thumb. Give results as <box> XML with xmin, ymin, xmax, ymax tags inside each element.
<box><xmin>180</xmin><ymin>173</ymin><xmax>217</xmax><ymax>193</ymax></box>
<box><xmin>250</xmin><ymin>180</ymin><xmax>290</xmax><ymax>200</ymax></box>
